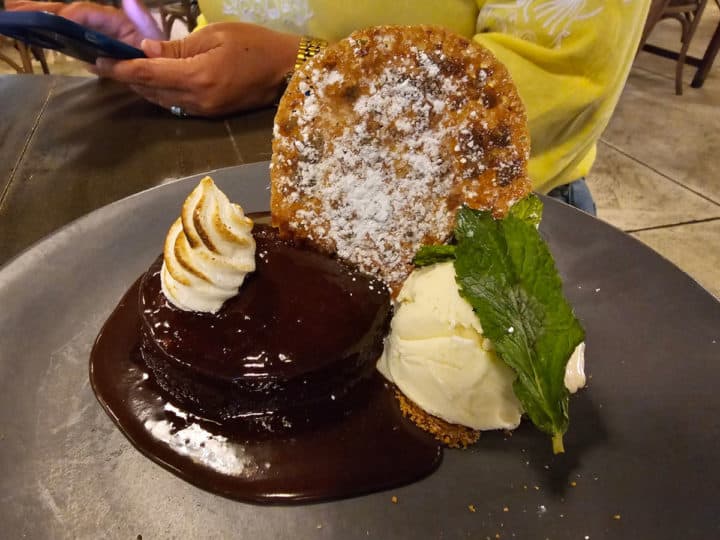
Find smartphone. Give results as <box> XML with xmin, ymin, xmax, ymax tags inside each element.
<box><xmin>0</xmin><ymin>11</ymin><xmax>145</xmax><ymax>63</ymax></box>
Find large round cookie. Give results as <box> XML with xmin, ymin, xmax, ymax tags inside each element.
<box><xmin>271</xmin><ymin>25</ymin><xmax>531</xmax><ymax>291</ymax></box>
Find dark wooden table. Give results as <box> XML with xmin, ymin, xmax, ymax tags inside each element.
<box><xmin>0</xmin><ymin>74</ymin><xmax>275</xmax><ymax>266</ymax></box>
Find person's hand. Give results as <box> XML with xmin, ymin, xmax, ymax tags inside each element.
<box><xmin>92</xmin><ymin>23</ymin><xmax>301</xmax><ymax>117</ymax></box>
<box><xmin>7</xmin><ymin>0</ymin><xmax>163</xmax><ymax>47</ymax></box>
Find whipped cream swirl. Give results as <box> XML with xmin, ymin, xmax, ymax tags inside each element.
<box><xmin>160</xmin><ymin>177</ymin><xmax>255</xmax><ymax>313</ymax></box>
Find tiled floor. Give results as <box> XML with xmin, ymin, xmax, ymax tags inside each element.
<box><xmin>588</xmin><ymin>3</ymin><xmax>720</xmax><ymax>298</ymax></box>
<box><xmin>1</xmin><ymin>7</ymin><xmax>719</xmax><ymax>297</ymax></box>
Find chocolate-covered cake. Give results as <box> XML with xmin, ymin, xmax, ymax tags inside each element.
<box><xmin>90</xmin><ymin>177</ymin><xmax>441</xmax><ymax>503</ymax></box>
<box><xmin>139</xmin><ymin>224</ymin><xmax>391</xmax><ymax>426</ymax></box>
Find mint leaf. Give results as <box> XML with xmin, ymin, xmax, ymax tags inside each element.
<box><xmin>508</xmin><ymin>193</ymin><xmax>543</xmax><ymax>226</ymax></box>
<box><xmin>412</xmin><ymin>194</ymin><xmax>539</xmax><ymax>268</ymax></box>
<box><xmin>412</xmin><ymin>244</ymin><xmax>456</xmax><ymax>267</ymax></box>
<box><xmin>453</xmin><ymin>205</ymin><xmax>584</xmax><ymax>453</ymax></box>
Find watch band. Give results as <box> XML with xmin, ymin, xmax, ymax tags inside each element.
<box><xmin>285</xmin><ymin>36</ymin><xmax>328</xmax><ymax>84</ymax></box>
<box><xmin>294</xmin><ymin>36</ymin><xmax>328</xmax><ymax>71</ymax></box>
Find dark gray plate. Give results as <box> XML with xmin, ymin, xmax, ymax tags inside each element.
<box><xmin>1</xmin><ymin>163</ymin><xmax>719</xmax><ymax>539</ymax></box>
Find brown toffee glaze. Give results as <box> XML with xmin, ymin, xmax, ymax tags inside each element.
<box><xmin>89</xmin><ymin>223</ymin><xmax>442</xmax><ymax>503</ymax></box>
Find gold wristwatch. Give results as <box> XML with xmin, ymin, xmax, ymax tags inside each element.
<box><xmin>285</xmin><ymin>36</ymin><xmax>328</xmax><ymax>84</ymax></box>
<box><xmin>294</xmin><ymin>36</ymin><xmax>328</xmax><ymax>70</ymax></box>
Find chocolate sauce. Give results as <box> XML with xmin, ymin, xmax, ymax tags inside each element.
<box><xmin>89</xmin><ymin>223</ymin><xmax>442</xmax><ymax>503</ymax></box>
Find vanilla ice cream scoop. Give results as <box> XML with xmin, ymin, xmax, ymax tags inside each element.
<box><xmin>377</xmin><ymin>261</ymin><xmax>587</xmax><ymax>431</ymax></box>
<box><xmin>160</xmin><ymin>177</ymin><xmax>255</xmax><ymax>313</ymax></box>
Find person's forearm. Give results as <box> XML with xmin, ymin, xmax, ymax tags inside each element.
<box><xmin>92</xmin><ymin>23</ymin><xmax>327</xmax><ymax>117</ymax></box>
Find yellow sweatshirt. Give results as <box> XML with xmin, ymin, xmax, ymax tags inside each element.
<box><xmin>197</xmin><ymin>1</ymin><xmax>649</xmax><ymax>192</ymax></box>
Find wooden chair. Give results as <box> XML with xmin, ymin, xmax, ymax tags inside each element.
<box><xmin>691</xmin><ymin>0</ymin><xmax>720</xmax><ymax>87</ymax></box>
<box><xmin>160</xmin><ymin>0</ymin><xmax>199</xmax><ymax>37</ymax></box>
<box><xmin>0</xmin><ymin>36</ymin><xmax>50</xmax><ymax>74</ymax></box>
<box><xmin>641</xmin><ymin>0</ymin><xmax>709</xmax><ymax>94</ymax></box>
<box><xmin>140</xmin><ymin>0</ymin><xmax>198</xmax><ymax>38</ymax></box>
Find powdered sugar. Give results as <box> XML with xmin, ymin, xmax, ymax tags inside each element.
<box><xmin>272</xmin><ymin>27</ymin><xmax>530</xmax><ymax>288</ymax></box>
<box><xmin>144</xmin><ymin>418</ymin><xmax>253</xmax><ymax>476</ymax></box>
<box><xmin>276</xmin><ymin>45</ymin><xmax>474</xmax><ymax>285</ymax></box>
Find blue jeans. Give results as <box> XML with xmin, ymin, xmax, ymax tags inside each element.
<box><xmin>547</xmin><ymin>179</ymin><xmax>597</xmax><ymax>216</ymax></box>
